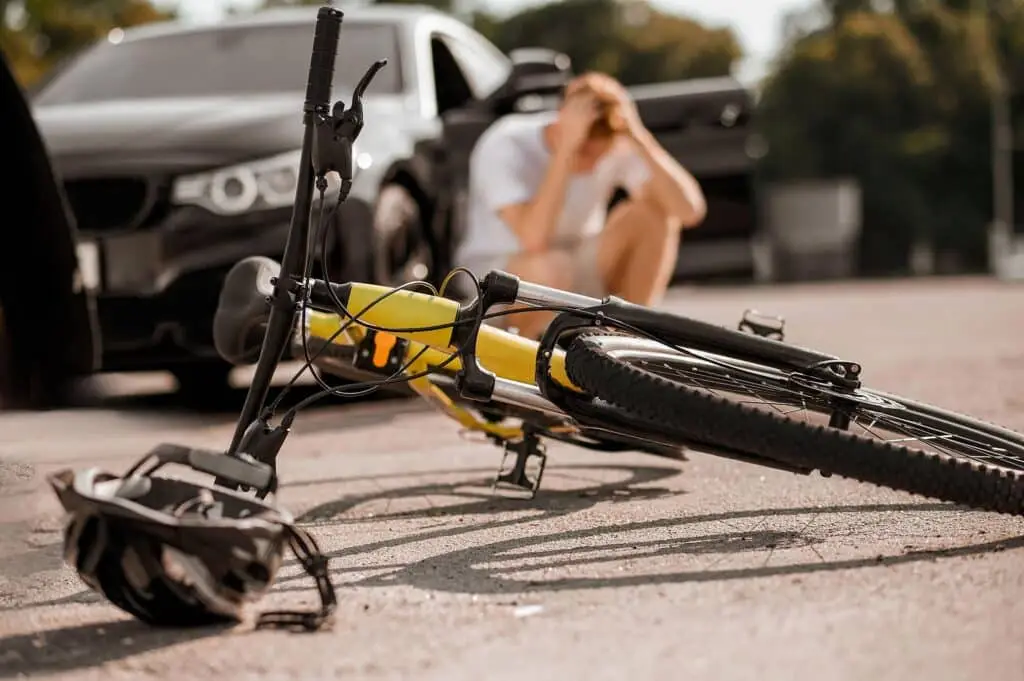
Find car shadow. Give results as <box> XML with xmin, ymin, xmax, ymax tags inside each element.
<box><xmin>0</xmin><ymin>618</ymin><xmax>230</xmax><ymax>679</ymax></box>
<box><xmin>81</xmin><ymin>382</ymin><xmax>409</xmax><ymax>416</ymax></box>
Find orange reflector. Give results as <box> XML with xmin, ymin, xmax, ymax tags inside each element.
<box><xmin>372</xmin><ymin>332</ymin><xmax>398</xmax><ymax>368</ymax></box>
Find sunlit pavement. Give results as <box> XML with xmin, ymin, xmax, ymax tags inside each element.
<box><xmin>1</xmin><ymin>276</ymin><xmax>1022</xmax><ymax>681</ymax></box>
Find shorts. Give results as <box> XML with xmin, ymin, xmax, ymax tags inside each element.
<box><xmin>458</xmin><ymin>236</ymin><xmax>606</xmax><ymax>299</ymax></box>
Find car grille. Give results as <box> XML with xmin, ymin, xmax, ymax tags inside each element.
<box><xmin>62</xmin><ymin>177</ymin><xmax>165</xmax><ymax>235</ymax></box>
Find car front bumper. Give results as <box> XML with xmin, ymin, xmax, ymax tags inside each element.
<box><xmin>75</xmin><ymin>198</ymin><xmax>373</xmax><ymax>372</ymax></box>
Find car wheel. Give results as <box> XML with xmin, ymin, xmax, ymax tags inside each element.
<box><xmin>0</xmin><ymin>304</ymin><xmax>95</xmax><ymax>409</ymax></box>
<box><xmin>373</xmin><ymin>183</ymin><xmax>434</xmax><ymax>287</ymax></box>
<box><xmin>320</xmin><ymin>200</ymin><xmax>373</xmax><ymax>286</ymax></box>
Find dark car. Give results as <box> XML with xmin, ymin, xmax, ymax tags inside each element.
<box><xmin>24</xmin><ymin>4</ymin><xmax>759</xmax><ymax>399</ymax></box>
<box><xmin>27</xmin><ymin>10</ymin><xmax>411</xmax><ymax>396</ymax></box>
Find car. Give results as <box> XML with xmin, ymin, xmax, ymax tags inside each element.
<box><xmin>28</xmin><ymin>6</ymin><xmax>447</xmax><ymax>396</ymax></box>
<box><xmin>27</xmin><ymin>4</ymin><xmax>759</xmax><ymax>398</ymax></box>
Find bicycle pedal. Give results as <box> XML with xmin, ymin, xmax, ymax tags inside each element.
<box><xmin>738</xmin><ymin>309</ymin><xmax>786</xmax><ymax>341</ymax></box>
<box><xmin>491</xmin><ymin>439</ymin><xmax>547</xmax><ymax>500</ymax></box>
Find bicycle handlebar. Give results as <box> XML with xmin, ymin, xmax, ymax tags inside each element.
<box><xmin>305</xmin><ymin>6</ymin><xmax>343</xmax><ymax>113</ymax></box>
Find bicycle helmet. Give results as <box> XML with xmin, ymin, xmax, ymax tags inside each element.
<box><xmin>47</xmin><ymin>443</ymin><xmax>336</xmax><ymax>631</ymax></box>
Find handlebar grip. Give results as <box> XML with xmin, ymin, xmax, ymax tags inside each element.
<box><xmin>305</xmin><ymin>6</ymin><xmax>344</xmax><ymax>112</ymax></box>
<box><xmin>213</xmin><ymin>257</ymin><xmax>282</xmax><ymax>366</ymax></box>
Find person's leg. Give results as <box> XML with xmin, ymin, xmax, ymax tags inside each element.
<box><xmin>494</xmin><ymin>249</ymin><xmax>577</xmax><ymax>339</ymax></box>
<box><xmin>596</xmin><ymin>196</ymin><xmax>680</xmax><ymax>306</ymax></box>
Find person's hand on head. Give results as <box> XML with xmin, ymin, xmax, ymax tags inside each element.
<box><xmin>554</xmin><ymin>90</ymin><xmax>602</xmax><ymax>154</ymax></box>
<box><xmin>600</xmin><ymin>75</ymin><xmax>643</xmax><ymax>138</ymax></box>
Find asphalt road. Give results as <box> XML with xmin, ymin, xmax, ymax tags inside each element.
<box><xmin>1</xmin><ymin>276</ymin><xmax>1023</xmax><ymax>681</ymax></box>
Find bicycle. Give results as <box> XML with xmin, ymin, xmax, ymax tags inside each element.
<box><xmin>179</xmin><ymin>6</ymin><xmax>1024</xmax><ymax>516</ymax></box>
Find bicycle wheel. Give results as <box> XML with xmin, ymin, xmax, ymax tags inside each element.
<box><xmin>564</xmin><ymin>334</ymin><xmax>1024</xmax><ymax>515</ymax></box>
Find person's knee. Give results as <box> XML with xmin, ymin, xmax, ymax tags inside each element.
<box><xmin>613</xmin><ymin>197</ymin><xmax>678</xmax><ymax>241</ymax></box>
<box><xmin>507</xmin><ymin>250</ymin><xmax>575</xmax><ymax>291</ymax></box>
<box><xmin>636</xmin><ymin>198</ymin><xmax>678</xmax><ymax>238</ymax></box>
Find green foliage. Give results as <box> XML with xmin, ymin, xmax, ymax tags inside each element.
<box><xmin>757</xmin><ymin>1</ymin><xmax>1024</xmax><ymax>274</ymax></box>
<box><xmin>0</xmin><ymin>0</ymin><xmax>173</xmax><ymax>86</ymax></box>
<box><xmin>473</xmin><ymin>0</ymin><xmax>742</xmax><ymax>85</ymax></box>
<box><xmin>254</xmin><ymin>0</ymin><xmax>742</xmax><ymax>85</ymax></box>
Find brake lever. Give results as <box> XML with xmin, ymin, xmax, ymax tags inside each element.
<box><xmin>313</xmin><ymin>59</ymin><xmax>387</xmax><ymax>193</ymax></box>
<box><xmin>332</xmin><ymin>59</ymin><xmax>388</xmax><ymax>141</ymax></box>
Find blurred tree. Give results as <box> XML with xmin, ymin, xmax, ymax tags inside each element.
<box><xmin>471</xmin><ymin>0</ymin><xmax>742</xmax><ymax>85</ymax></box>
<box><xmin>757</xmin><ymin>11</ymin><xmax>937</xmax><ymax>273</ymax></box>
<box><xmin>0</xmin><ymin>0</ymin><xmax>173</xmax><ymax>86</ymax></box>
<box><xmin>251</xmin><ymin>0</ymin><xmax>740</xmax><ymax>84</ymax></box>
<box><xmin>757</xmin><ymin>0</ymin><xmax>1024</xmax><ymax>274</ymax></box>
<box><xmin>822</xmin><ymin>0</ymin><xmax>873</xmax><ymax>24</ymax></box>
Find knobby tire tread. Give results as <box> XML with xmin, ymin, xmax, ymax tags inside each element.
<box><xmin>565</xmin><ymin>335</ymin><xmax>1024</xmax><ymax>516</ymax></box>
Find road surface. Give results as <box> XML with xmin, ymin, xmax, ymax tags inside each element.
<box><xmin>1</xmin><ymin>277</ymin><xmax>1023</xmax><ymax>681</ymax></box>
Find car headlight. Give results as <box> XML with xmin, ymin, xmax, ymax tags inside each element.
<box><xmin>171</xmin><ymin>147</ymin><xmax>364</xmax><ymax>216</ymax></box>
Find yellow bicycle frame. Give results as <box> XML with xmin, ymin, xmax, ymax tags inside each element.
<box><xmin>302</xmin><ymin>283</ymin><xmax>581</xmax><ymax>441</ymax></box>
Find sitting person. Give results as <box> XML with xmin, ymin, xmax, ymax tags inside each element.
<box><xmin>454</xmin><ymin>71</ymin><xmax>707</xmax><ymax>339</ymax></box>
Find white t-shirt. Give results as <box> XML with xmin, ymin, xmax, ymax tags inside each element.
<box><xmin>455</xmin><ymin>111</ymin><xmax>651</xmax><ymax>265</ymax></box>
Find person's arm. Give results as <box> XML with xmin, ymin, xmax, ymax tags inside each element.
<box><xmin>497</xmin><ymin>144</ymin><xmax>575</xmax><ymax>254</ymax></box>
<box><xmin>628</xmin><ymin>129</ymin><xmax>707</xmax><ymax>228</ymax></box>
<box><xmin>604</xmin><ymin>77</ymin><xmax>707</xmax><ymax>228</ymax></box>
<box><xmin>489</xmin><ymin>95</ymin><xmax>600</xmax><ymax>253</ymax></box>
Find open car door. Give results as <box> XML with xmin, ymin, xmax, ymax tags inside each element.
<box><xmin>0</xmin><ymin>52</ymin><xmax>99</xmax><ymax>409</ymax></box>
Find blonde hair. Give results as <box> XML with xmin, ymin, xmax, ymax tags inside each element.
<box><xmin>562</xmin><ymin>72</ymin><xmax>627</xmax><ymax>140</ymax></box>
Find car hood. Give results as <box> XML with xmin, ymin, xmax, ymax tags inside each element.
<box><xmin>32</xmin><ymin>92</ymin><xmax>411</xmax><ymax>177</ymax></box>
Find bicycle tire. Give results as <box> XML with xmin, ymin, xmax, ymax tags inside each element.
<box><xmin>564</xmin><ymin>333</ymin><xmax>1024</xmax><ymax>515</ymax></box>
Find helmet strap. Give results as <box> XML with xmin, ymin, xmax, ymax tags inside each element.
<box><xmin>254</xmin><ymin>524</ymin><xmax>337</xmax><ymax>632</ymax></box>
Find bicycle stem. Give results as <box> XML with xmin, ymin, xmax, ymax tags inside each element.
<box><xmin>226</xmin><ymin>8</ymin><xmax>388</xmax><ymax>458</ymax></box>
<box><xmin>226</xmin><ymin>7</ymin><xmax>344</xmax><ymax>456</ymax></box>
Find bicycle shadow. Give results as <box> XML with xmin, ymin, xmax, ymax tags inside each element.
<box><xmin>0</xmin><ymin>618</ymin><xmax>230</xmax><ymax>679</ymax></box>
<box><xmin>291</xmin><ymin>462</ymin><xmax>683</xmax><ymax>524</ymax></box>
<box><xmin>3</xmin><ymin>463</ymin><xmax>685</xmax><ymax>613</ymax></box>
<box><xmin>15</xmin><ymin>463</ymin><xmax>1023</xmax><ymax>617</ymax></box>
<box><xmin>363</xmin><ymin>503</ymin><xmax>1024</xmax><ymax>595</ymax></box>
<box><xmin>273</xmin><ymin>497</ymin><xmax>1024</xmax><ymax>596</ymax></box>
<box><xmin>267</xmin><ymin>461</ymin><xmax>1024</xmax><ymax>594</ymax></box>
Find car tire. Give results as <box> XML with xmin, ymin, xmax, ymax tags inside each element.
<box><xmin>373</xmin><ymin>183</ymin><xmax>435</xmax><ymax>287</ymax></box>
<box><xmin>0</xmin><ymin>306</ymin><xmax>12</xmax><ymax>409</ymax></box>
<box><xmin>0</xmin><ymin>304</ymin><xmax>97</xmax><ymax>409</ymax></box>
<box><xmin>320</xmin><ymin>201</ymin><xmax>374</xmax><ymax>287</ymax></box>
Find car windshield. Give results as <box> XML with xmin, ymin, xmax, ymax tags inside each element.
<box><xmin>33</xmin><ymin>21</ymin><xmax>402</xmax><ymax>105</ymax></box>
